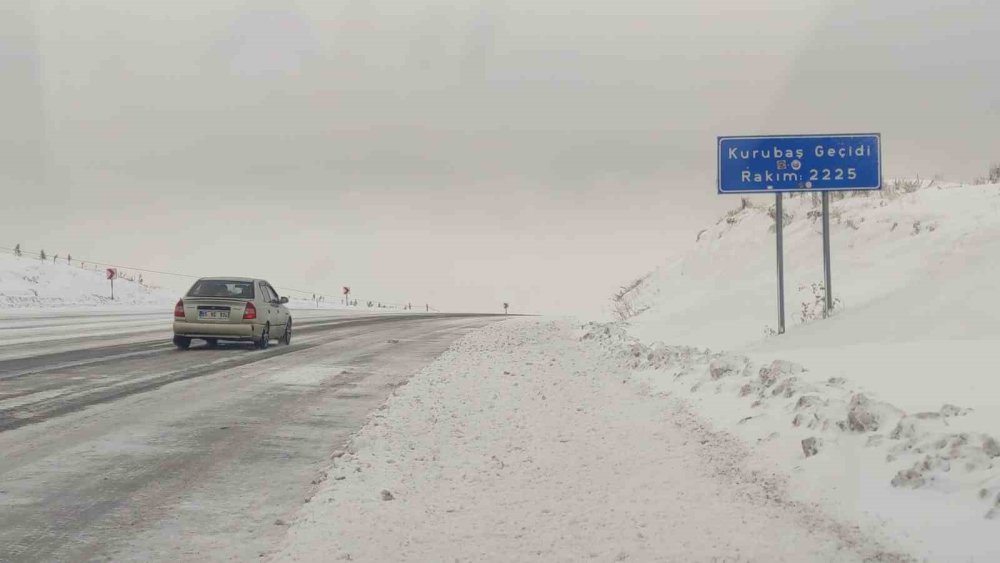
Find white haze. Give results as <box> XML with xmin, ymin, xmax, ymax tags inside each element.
<box><xmin>1</xmin><ymin>0</ymin><xmax>998</xmax><ymax>314</ymax></box>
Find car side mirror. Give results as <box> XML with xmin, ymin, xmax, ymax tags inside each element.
<box><xmin>280</xmin><ymin>296</ymin><xmax>289</xmax><ymax>304</ymax></box>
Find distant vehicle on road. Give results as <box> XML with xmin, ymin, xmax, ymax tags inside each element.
<box><xmin>173</xmin><ymin>277</ymin><xmax>292</xmax><ymax>350</ymax></box>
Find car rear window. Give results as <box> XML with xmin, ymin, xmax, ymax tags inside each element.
<box><xmin>186</xmin><ymin>280</ymin><xmax>255</xmax><ymax>299</ymax></box>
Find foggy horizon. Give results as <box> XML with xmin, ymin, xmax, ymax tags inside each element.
<box><xmin>3</xmin><ymin>0</ymin><xmax>998</xmax><ymax>315</ymax></box>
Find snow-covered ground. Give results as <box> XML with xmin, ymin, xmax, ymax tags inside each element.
<box><xmin>284</xmin><ymin>298</ymin><xmax>418</xmax><ymax>313</ymax></box>
<box><xmin>600</xmin><ymin>181</ymin><xmax>1000</xmax><ymax>558</ymax></box>
<box><xmin>0</xmin><ymin>253</ymin><xmax>175</xmax><ymax>309</ymax></box>
<box><xmin>272</xmin><ymin>181</ymin><xmax>1000</xmax><ymax>561</ymax></box>
<box><xmin>273</xmin><ymin>319</ymin><xmax>912</xmax><ymax>562</ymax></box>
<box><xmin>0</xmin><ymin>252</ymin><xmax>414</xmax><ymax>314</ymax></box>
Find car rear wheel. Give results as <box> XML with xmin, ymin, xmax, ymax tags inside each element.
<box><xmin>173</xmin><ymin>335</ymin><xmax>191</xmax><ymax>350</ymax></box>
<box><xmin>282</xmin><ymin>320</ymin><xmax>292</xmax><ymax>345</ymax></box>
<box><xmin>256</xmin><ymin>323</ymin><xmax>270</xmax><ymax>350</ymax></box>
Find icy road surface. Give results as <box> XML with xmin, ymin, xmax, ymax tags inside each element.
<box><xmin>0</xmin><ymin>310</ymin><xmax>501</xmax><ymax>562</ymax></box>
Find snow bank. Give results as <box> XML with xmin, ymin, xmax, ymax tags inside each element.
<box><xmin>604</xmin><ymin>181</ymin><xmax>1000</xmax><ymax>558</ymax></box>
<box><xmin>273</xmin><ymin>320</ymin><xmax>910</xmax><ymax>562</ymax></box>
<box><xmin>0</xmin><ymin>253</ymin><xmax>175</xmax><ymax>309</ymax></box>
<box><xmin>581</xmin><ymin>321</ymin><xmax>1000</xmax><ymax>559</ymax></box>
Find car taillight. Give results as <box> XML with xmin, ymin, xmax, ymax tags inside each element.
<box><xmin>243</xmin><ymin>302</ymin><xmax>257</xmax><ymax>320</ymax></box>
<box><xmin>174</xmin><ymin>299</ymin><xmax>185</xmax><ymax>318</ymax></box>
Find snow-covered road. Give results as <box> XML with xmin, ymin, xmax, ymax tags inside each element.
<box><xmin>274</xmin><ymin>319</ymin><xmax>912</xmax><ymax>562</ymax></box>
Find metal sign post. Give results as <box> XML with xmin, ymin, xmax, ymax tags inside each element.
<box><xmin>775</xmin><ymin>193</ymin><xmax>786</xmax><ymax>334</ymax></box>
<box><xmin>106</xmin><ymin>268</ymin><xmax>117</xmax><ymax>300</ymax></box>
<box><xmin>822</xmin><ymin>192</ymin><xmax>833</xmax><ymax>316</ymax></box>
<box><xmin>717</xmin><ymin>133</ymin><xmax>881</xmax><ymax>332</ymax></box>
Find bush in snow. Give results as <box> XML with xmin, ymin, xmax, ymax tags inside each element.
<box><xmin>610</xmin><ymin>274</ymin><xmax>651</xmax><ymax>321</ymax></box>
<box><xmin>973</xmin><ymin>163</ymin><xmax>1000</xmax><ymax>185</ymax></box>
<box><xmin>39</xmin><ymin>249</ymin><xmax>46</xmax><ymax>261</ymax></box>
<box><xmin>797</xmin><ymin>282</ymin><xmax>841</xmax><ymax>323</ymax></box>
<box><xmin>766</xmin><ymin>204</ymin><xmax>792</xmax><ymax>234</ymax></box>
<box><xmin>886</xmin><ymin>177</ymin><xmax>923</xmax><ymax>196</ymax></box>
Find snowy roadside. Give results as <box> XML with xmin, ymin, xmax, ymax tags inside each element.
<box><xmin>271</xmin><ymin>319</ymin><xmax>911</xmax><ymax>562</ymax></box>
<box><xmin>582</xmin><ymin>322</ymin><xmax>1000</xmax><ymax>561</ymax></box>
<box><xmin>597</xmin><ymin>182</ymin><xmax>1000</xmax><ymax>559</ymax></box>
<box><xmin>0</xmin><ymin>252</ymin><xmax>176</xmax><ymax>310</ymax></box>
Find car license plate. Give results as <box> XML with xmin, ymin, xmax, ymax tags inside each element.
<box><xmin>199</xmin><ymin>310</ymin><xmax>229</xmax><ymax>320</ymax></box>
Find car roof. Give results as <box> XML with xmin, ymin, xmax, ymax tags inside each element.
<box><xmin>196</xmin><ymin>277</ymin><xmax>261</xmax><ymax>283</ymax></box>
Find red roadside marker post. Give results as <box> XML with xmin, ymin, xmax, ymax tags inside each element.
<box><xmin>106</xmin><ymin>268</ymin><xmax>117</xmax><ymax>300</ymax></box>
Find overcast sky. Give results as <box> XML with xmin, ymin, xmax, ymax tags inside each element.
<box><xmin>2</xmin><ymin>0</ymin><xmax>998</xmax><ymax>315</ymax></box>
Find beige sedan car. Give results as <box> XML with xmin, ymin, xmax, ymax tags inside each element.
<box><xmin>172</xmin><ymin>277</ymin><xmax>292</xmax><ymax>349</ymax></box>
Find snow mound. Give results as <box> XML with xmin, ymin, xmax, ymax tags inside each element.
<box><xmin>0</xmin><ymin>253</ymin><xmax>175</xmax><ymax>309</ymax></box>
<box><xmin>580</xmin><ymin>321</ymin><xmax>1000</xmax><ymax>525</ymax></box>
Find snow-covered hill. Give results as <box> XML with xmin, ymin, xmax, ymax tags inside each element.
<box><xmin>616</xmin><ymin>180</ymin><xmax>1000</xmax><ymax>346</ymax></box>
<box><xmin>614</xmin><ymin>180</ymin><xmax>1000</xmax><ymax>412</ymax></box>
<box><xmin>0</xmin><ymin>253</ymin><xmax>176</xmax><ymax>309</ymax></box>
<box><xmin>606</xmin><ymin>180</ymin><xmax>1000</xmax><ymax>558</ymax></box>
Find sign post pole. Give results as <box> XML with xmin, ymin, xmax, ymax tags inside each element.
<box><xmin>106</xmin><ymin>268</ymin><xmax>116</xmax><ymax>301</ymax></box>
<box><xmin>775</xmin><ymin>193</ymin><xmax>786</xmax><ymax>334</ymax></box>
<box><xmin>822</xmin><ymin>191</ymin><xmax>833</xmax><ymax>317</ymax></box>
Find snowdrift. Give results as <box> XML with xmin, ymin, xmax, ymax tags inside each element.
<box><xmin>606</xmin><ymin>181</ymin><xmax>1000</xmax><ymax>556</ymax></box>
<box><xmin>0</xmin><ymin>253</ymin><xmax>175</xmax><ymax>309</ymax></box>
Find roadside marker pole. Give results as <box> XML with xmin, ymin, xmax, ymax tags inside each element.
<box><xmin>822</xmin><ymin>191</ymin><xmax>833</xmax><ymax>317</ymax></box>
<box><xmin>775</xmin><ymin>193</ymin><xmax>786</xmax><ymax>334</ymax></box>
<box><xmin>106</xmin><ymin>268</ymin><xmax>117</xmax><ymax>301</ymax></box>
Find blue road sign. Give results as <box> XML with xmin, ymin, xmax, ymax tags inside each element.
<box><xmin>718</xmin><ymin>134</ymin><xmax>881</xmax><ymax>194</ymax></box>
